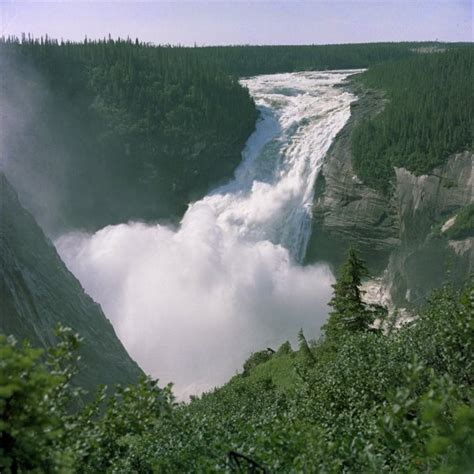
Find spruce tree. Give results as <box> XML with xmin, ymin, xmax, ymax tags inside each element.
<box><xmin>324</xmin><ymin>248</ymin><xmax>374</xmax><ymax>338</ymax></box>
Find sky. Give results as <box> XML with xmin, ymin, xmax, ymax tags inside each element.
<box><xmin>0</xmin><ymin>0</ymin><xmax>472</xmax><ymax>46</ymax></box>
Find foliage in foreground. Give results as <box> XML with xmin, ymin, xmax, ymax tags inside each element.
<box><xmin>0</xmin><ymin>327</ymin><xmax>174</xmax><ymax>472</ymax></box>
<box><xmin>1</xmin><ymin>279</ymin><xmax>473</xmax><ymax>472</ymax></box>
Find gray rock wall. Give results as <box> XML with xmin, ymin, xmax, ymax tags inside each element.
<box><xmin>386</xmin><ymin>153</ymin><xmax>473</xmax><ymax>307</ymax></box>
<box><xmin>306</xmin><ymin>84</ymin><xmax>473</xmax><ymax>309</ymax></box>
<box><xmin>306</xmin><ymin>87</ymin><xmax>399</xmax><ymax>272</ymax></box>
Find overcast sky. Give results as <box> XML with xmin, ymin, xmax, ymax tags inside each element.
<box><xmin>1</xmin><ymin>0</ymin><xmax>472</xmax><ymax>46</ymax></box>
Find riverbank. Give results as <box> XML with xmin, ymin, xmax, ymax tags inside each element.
<box><xmin>306</xmin><ymin>75</ymin><xmax>473</xmax><ymax>311</ymax></box>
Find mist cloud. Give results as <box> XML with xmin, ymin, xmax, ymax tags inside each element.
<box><xmin>55</xmin><ymin>71</ymin><xmax>356</xmax><ymax>399</ymax></box>
<box><xmin>56</xmin><ymin>205</ymin><xmax>334</xmax><ymax>398</ymax></box>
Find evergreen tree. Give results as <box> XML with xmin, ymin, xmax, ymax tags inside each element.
<box><xmin>324</xmin><ymin>248</ymin><xmax>374</xmax><ymax>337</ymax></box>
<box><xmin>352</xmin><ymin>48</ymin><xmax>473</xmax><ymax>193</ymax></box>
<box><xmin>297</xmin><ymin>329</ymin><xmax>316</xmax><ymax>364</ymax></box>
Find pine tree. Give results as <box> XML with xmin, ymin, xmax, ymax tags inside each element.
<box><xmin>324</xmin><ymin>248</ymin><xmax>374</xmax><ymax>338</ymax></box>
<box><xmin>298</xmin><ymin>329</ymin><xmax>316</xmax><ymax>364</ymax></box>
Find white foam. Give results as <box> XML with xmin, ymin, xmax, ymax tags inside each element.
<box><xmin>56</xmin><ymin>70</ymin><xmax>358</xmax><ymax>398</ymax></box>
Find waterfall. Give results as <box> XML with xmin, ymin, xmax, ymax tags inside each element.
<box><xmin>56</xmin><ymin>70</ymin><xmax>359</xmax><ymax>398</ymax></box>
<box><xmin>205</xmin><ymin>70</ymin><xmax>359</xmax><ymax>261</ymax></box>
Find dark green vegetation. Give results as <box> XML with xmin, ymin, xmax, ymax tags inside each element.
<box><xmin>2</xmin><ymin>250</ymin><xmax>472</xmax><ymax>472</ymax></box>
<box><xmin>444</xmin><ymin>204</ymin><xmax>474</xmax><ymax>240</ymax></box>
<box><xmin>2</xmin><ymin>38</ymin><xmax>463</xmax><ymax>232</ymax></box>
<box><xmin>0</xmin><ymin>326</ymin><xmax>173</xmax><ymax>472</ymax></box>
<box><xmin>325</xmin><ymin>248</ymin><xmax>386</xmax><ymax>337</ymax></box>
<box><xmin>192</xmin><ymin>42</ymin><xmax>418</xmax><ymax>75</ymax></box>
<box><xmin>1</xmin><ymin>37</ymin><xmax>257</xmax><ymax>231</ymax></box>
<box><xmin>0</xmin><ymin>173</ymin><xmax>142</xmax><ymax>392</ymax></box>
<box><xmin>351</xmin><ymin>48</ymin><xmax>473</xmax><ymax>193</ymax></box>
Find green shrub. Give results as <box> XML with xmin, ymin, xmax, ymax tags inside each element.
<box><xmin>1</xmin><ymin>283</ymin><xmax>472</xmax><ymax>471</ymax></box>
<box><xmin>0</xmin><ymin>326</ymin><xmax>81</xmax><ymax>472</ymax></box>
<box><xmin>445</xmin><ymin>204</ymin><xmax>474</xmax><ymax>240</ymax></box>
<box><xmin>242</xmin><ymin>350</ymin><xmax>274</xmax><ymax>376</ymax></box>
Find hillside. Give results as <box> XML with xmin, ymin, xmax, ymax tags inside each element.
<box><xmin>352</xmin><ymin>48</ymin><xmax>473</xmax><ymax>193</ymax></box>
<box><xmin>307</xmin><ymin>48</ymin><xmax>473</xmax><ymax>308</ymax></box>
<box><xmin>156</xmin><ymin>282</ymin><xmax>473</xmax><ymax>472</ymax></box>
<box><xmin>0</xmin><ymin>173</ymin><xmax>142</xmax><ymax>392</ymax></box>
<box><xmin>2</xmin><ymin>252</ymin><xmax>472</xmax><ymax>472</ymax></box>
<box><xmin>1</xmin><ymin>38</ymin><xmax>257</xmax><ymax>232</ymax></box>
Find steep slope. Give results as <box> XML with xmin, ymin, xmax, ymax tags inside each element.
<box><xmin>0</xmin><ymin>173</ymin><xmax>142</xmax><ymax>391</ymax></box>
<box><xmin>306</xmin><ymin>79</ymin><xmax>473</xmax><ymax>309</ymax></box>
<box><xmin>387</xmin><ymin>153</ymin><xmax>473</xmax><ymax>307</ymax></box>
<box><xmin>306</xmin><ymin>87</ymin><xmax>399</xmax><ymax>273</ymax></box>
<box><xmin>1</xmin><ymin>39</ymin><xmax>257</xmax><ymax>233</ymax></box>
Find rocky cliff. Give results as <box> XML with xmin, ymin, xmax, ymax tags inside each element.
<box><xmin>0</xmin><ymin>173</ymin><xmax>142</xmax><ymax>392</ymax></box>
<box><xmin>306</xmin><ymin>86</ymin><xmax>399</xmax><ymax>272</ymax></box>
<box><xmin>386</xmin><ymin>154</ymin><xmax>473</xmax><ymax>307</ymax></box>
<box><xmin>306</xmin><ymin>84</ymin><xmax>473</xmax><ymax>310</ymax></box>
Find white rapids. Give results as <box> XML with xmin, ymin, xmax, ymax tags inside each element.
<box><xmin>209</xmin><ymin>71</ymin><xmax>360</xmax><ymax>261</ymax></box>
<box><xmin>56</xmin><ymin>70</ymin><xmax>359</xmax><ymax>398</ymax></box>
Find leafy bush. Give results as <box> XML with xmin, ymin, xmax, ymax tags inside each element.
<box><xmin>0</xmin><ymin>326</ymin><xmax>81</xmax><ymax>472</ymax></box>
<box><xmin>445</xmin><ymin>204</ymin><xmax>474</xmax><ymax>240</ymax></box>
<box><xmin>0</xmin><ymin>326</ymin><xmax>173</xmax><ymax>473</ymax></box>
<box><xmin>242</xmin><ymin>349</ymin><xmax>274</xmax><ymax>376</ymax></box>
<box><xmin>276</xmin><ymin>340</ymin><xmax>292</xmax><ymax>356</ymax></box>
<box><xmin>1</xmin><ymin>283</ymin><xmax>472</xmax><ymax>472</ymax></box>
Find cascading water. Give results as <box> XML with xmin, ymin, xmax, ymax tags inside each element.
<box><xmin>56</xmin><ymin>70</ymin><xmax>359</xmax><ymax>398</ymax></box>
<box><xmin>204</xmin><ymin>70</ymin><xmax>360</xmax><ymax>262</ymax></box>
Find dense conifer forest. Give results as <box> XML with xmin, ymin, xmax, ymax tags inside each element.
<box><xmin>1</xmin><ymin>37</ymin><xmax>258</xmax><ymax>230</ymax></box>
<box><xmin>351</xmin><ymin>48</ymin><xmax>473</xmax><ymax>193</ymax></box>
<box><xmin>2</xmin><ymin>37</ymin><xmax>467</xmax><ymax>230</ymax></box>
<box><xmin>191</xmin><ymin>42</ymin><xmax>418</xmax><ymax>75</ymax></box>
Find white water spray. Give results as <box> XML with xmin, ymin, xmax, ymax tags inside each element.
<box><xmin>56</xmin><ymin>71</ymin><xmax>358</xmax><ymax>398</ymax></box>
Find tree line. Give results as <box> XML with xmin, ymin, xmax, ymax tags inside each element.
<box><xmin>1</xmin><ymin>37</ymin><xmax>258</xmax><ymax>230</ymax></box>
<box><xmin>351</xmin><ymin>47</ymin><xmax>473</xmax><ymax>193</ymax></box>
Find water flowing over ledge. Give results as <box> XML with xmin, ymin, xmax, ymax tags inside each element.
<box><xmin>55</xmin><ymin>70</ymin><xmax>359</xmax><ymax>399</ymax></box>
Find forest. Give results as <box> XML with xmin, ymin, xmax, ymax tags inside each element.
<box><xmin>1</xmin><ymin>37</ymin><xmax>257</xmax><ymax>231</ymax></box>
<box><xmin>2</xmin><ymin>37</ymin><xmax>466</xmax><ymax>231</ymax></box>
<box><xmin>351</xmin><ymin>48</ymin><xmax>473</xmax><ymax>193</ymax></box>
<box><xmin>1</xmin><ymin>251</ymin><xmax>472</xmax><ymax>472</ymax></box>
<box><xmin>1</xmin><ymin>38</ymin><xmax>473</xmax><ymax>472</ymax></box>
<box><xmin>191</xmin><ymin>42</ymin><xmax>418</xmax><ymax>75</ymax></box>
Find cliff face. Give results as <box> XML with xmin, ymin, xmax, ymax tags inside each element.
<box><xmin>0</xmin><ymin>173</ymin><xmax>142</xmax><ymax>392</ymax></box>
<box><xmin>306</xmin><ymin>86</ymin><xmax>473</xmax><ymax>309</ymax></box>
<box><xmin>386</xmin><ymin>153</ymin><xmax>473</xmax><ymax>307</ymax></box>
<box><xmin>306</xmin><ymin>87</ymin><xmax>399</xmax><ymax>272</ymax></box>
